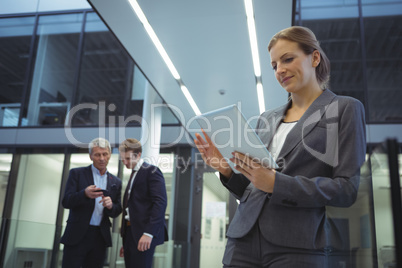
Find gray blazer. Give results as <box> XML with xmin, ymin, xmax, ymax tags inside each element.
<box><xmin>222</xmin><ymin>89</ymin><xmax>366</xmax><ymax>250</ymax></box>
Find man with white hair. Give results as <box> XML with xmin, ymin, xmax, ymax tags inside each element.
<box><xmin>61</xmin><ymin>137</ymin><xmax>122</xmax><ymax>268</ymax></box>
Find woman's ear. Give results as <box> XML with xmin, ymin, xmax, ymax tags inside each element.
<box><xmin>312</xmin><ymin>50</ymin><xmax>321</xmax><ymax>67</ymax></box>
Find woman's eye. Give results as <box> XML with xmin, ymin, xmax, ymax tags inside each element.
<box><xmin>284</xmin><ymin>57</ymin><xmax>293</xmax><ymax>63</ymax></box>
<box><xmin>272</xmin><ymin>65</ymin><xmax>277</xmax><ymax>71</ymax></box>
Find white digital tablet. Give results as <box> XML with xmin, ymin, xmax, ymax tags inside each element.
<box><xmin>195</xmin><ymin>104</ymin><xmax>278</xmax><ymax>174</ymax></box>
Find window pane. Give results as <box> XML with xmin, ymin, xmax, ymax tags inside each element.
<box><xmin>72</xmin><ymin>12</ymin><xmax>133</xmax><ymax>126</ymax></box>
<box><xmin>300</xmin><ymin>0</ymin><xmax>359</xmax><ymax>20</ymax></box>
<box><xmin>124</xmin><ymin>65</ymin><xmax>145</xmax><ymax>125</ymax></box>
<box><xmin>299</xmin><ymin>0</ymin><xmax>402</xmax><ymax>123</ymax></box>
<box><xmin>0</xmin><ymin>154</ymin><xmax>12</xmax><ymax>219</ymax></box>
<box><xmin>199</xmin><ymin>172</ymin><xmax>229</xmax><ymax>268</ymax></box>
<box><xmin>4</xmin><ymin>154</ymin><xmax>64</xmax><ymax>266</ymax></box>
<box><xmin>126</xmin><ymin>65</ymin><xmax>179</xmax><ymax>126</ymax></box>
<box><xmin>302</xmin><ymin>18</ymin><xmax>365</xmax><ymax>105</ymax></box>
<box><xmin>23</xmin><ymin>13</ymin><xmax>83</xmax><ymax>126</ymax></box>
<box><xmin>364</xmin><ymin>15</ymin><xmax>402</xmax><ymax>122</ymax></box>
<box><xmin>0</xmin><ymin>17</ymin><xmax>35</xmax><ymax>127</ymax></box>
<box><xmin>370</xmin><ymin>148</ymin><xmax>402</xmax><ymax>268</ymax></box>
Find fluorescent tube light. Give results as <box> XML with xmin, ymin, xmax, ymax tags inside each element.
<box><xmin>128</xmin><ymin>0</ymin><xmax>180</xmax><ymax>80</ymax></box>
<box><xmin>244</xmin><ymin>0</ymin><xmax>261</xmax><ymax>77</ymax></box>
<box><xmin>256</xmin><ymin>82</ymin><xmax>265</xmax><ymax>114</ymax></box>
<box><xmin>244</xmin><ymin>0</ymin><xmax>265</xmax><ymax>114</ymax></box>
<box><xmin>128</xmin><ymin>0</ymin><xmax>202</xmax><ymax>116</ymax></box>
<box><xmin>181</xmin><ymin>85</ymin><xmax>201</xmax><ymax>116</ymax></box>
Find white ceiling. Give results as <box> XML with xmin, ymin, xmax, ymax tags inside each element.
<box><xmin>87</xmin><ymin>0</ymin><xmax>292</xmax><ymax>129</ymax></box>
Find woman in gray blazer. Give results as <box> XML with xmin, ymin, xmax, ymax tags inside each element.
<box><xmin>195</xmin><ymin>26</ymin><xmax>366</xmax><ymax>267</ymax></box>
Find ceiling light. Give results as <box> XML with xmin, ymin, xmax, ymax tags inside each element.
<box><xmin>256</xmin><ymin>82</ymin><xmax>265</xmax><ymax>114</ymax></box>
<box><xmin>128</xmin><ymin>0</ymin><xmax>203</xmax><ymax>116</ymax></box>
<box><xmin>244</xmin><ymin>0</ymin><xmax>261</xmax><ymax>77</ymax></box>
<box><xmin>181</xmin><ymin>85</ymin><xmax>201</xmax><ymax>115</ymax></box>
<box><xmin>244</xmin><ymin>0</ymin><xmax>265</xmax><ymax>115</ymax></box>
<box><xmin>128</xmin><ymin>0</ymin><xmax>180</xmax><ymax>80</ymax></box>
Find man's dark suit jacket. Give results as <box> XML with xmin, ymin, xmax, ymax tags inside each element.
<box><xmin>221</xmin><ymin>89</ymin><xmax>366</xmax><ymax>250</ymax></box>
<box><xmin>121</xmin><ymin>162</ymin><xmax>168</xmax><ymax>247</ymax></box>
<box><xmin>61</xmin><ymin>165</ymin><xmax>122</xmax><ymax>247</ymax></box>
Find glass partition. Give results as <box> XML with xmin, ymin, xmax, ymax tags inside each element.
<box><xmin>0</xmin><ymin>16</ymin><xmax>35</xmax><ymax>127</ymax></box>
<box><xmin>0</xmin><ymin>12</ymin><xmax>180</xmax><ymax>128</ymax></box>
<box><xmin>3</xmin><ymin>154</ymin><xmax>65</xmax><ymax>267</ymax></box>
<box><xmin>370</xmin><ymin>141</ymin><xmax>401</xmax><ymax>268</ymax></box>
<box><xmin>298</xmin><ymin>0</ymin><xmax>365</xmax><ymax>105</ymax></box>
<box><xmin>125</xmin><ymin>65</ymin><xmax>180</xmax><ymax>126</ymax></box>
<box><xmin>0</xmin><ymin>154</ymin><xmax>13</xmax><ymax>221</ymax></box>
<box><xmin>323</xmin><ymin>139</ymin><xmax>402</xmax><ymax>268</ymax></box>
<box><xmin>125</xmin><ymin>65</ymin><xmax>145</xmax><ymax>124</ymax></box>
<box><xmin>72</xmin><ymin>12</ymin><xmax>132</xmax><ymax>126</ymax></box>
<box><xmin>199</xmin><ymin>172</ymin><xmax>229</xmax><ymax>268</ymax></box>
<box><xmin>364</xmin><ymin>15</ymin><xmax>402</xmax><ymax>122</ymax></box>
<box><xmin>323</xmin><ymin>155</ymin><xmax>375</xmax><ymax>267</ymax></box>
<box><xmin>23</xmin><ymin>13</ymin><xmax>83</xmax><ymax>126</ymax></box>
<box><xmin>297</xmin><ymin>0</ymin><xmax>402</xmax><ymax>123</ymax></box>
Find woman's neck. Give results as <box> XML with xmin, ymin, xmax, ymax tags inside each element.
<box><xmin>291</xmin><ymin>86</ymin><xmax>323</xmax><ymax>110</ymax></box>
<box><xmin>284</xmin><ymin>86</ymin><xmax>323</xmax><ymax>122</ymax></box>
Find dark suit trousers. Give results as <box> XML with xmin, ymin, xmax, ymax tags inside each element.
<box><xmin>62</xmin><ymin>226</ymin><xmax>107</xmax><ymax>268</ymax></box>
<box><xmin>123</xmin><ymin>226</ymin><xmax>156</xmax><ymax>268</ymax></box>
<box><xmin>222</xmin><ymin>223</ymin><xmax>327</xmax><ymax>268</ymax></box>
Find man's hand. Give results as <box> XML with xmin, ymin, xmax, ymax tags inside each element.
<box><xmin>100</xmin><ymin>196</ymin><xmax>113</xmax><ymax>209</ymax></box>
<box><xmin>137</xmin><ymin>234</ymin><xmax>152</xmax><ymax>252</ymax></box>
<box><xmin>84</xmin><ymin>185</ymin><xmax>104</xmax><ymax>199</ymax></box>
<box><xmin>119</xmin><ymin>246</ymin><xmax>124</xmax><ymax>257</ymax></box>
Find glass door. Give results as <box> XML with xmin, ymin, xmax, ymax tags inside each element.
<box><xmin>3</xmin><ymin>154</ymin><xmax>65</xmax><ymax>267</ymax></box>
<box><xmin>199</xmin><ymin>172</ymin><xmax>229</xmax><ymax>268</ymax></box>
<box><xmin>370</xmin><ymin>139</ymin><xmax>401</xmax><ymax>268</ymax></box>
<box><xmin>0</xmin><ymin>154</ymin><xmax>13</xmax><ymax>223</ymax></box>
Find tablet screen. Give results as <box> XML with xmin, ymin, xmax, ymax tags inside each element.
<box><xmin>195</xmin><ymin>104</ymin><xmax>277</xmax><ymax>173</ymax></box>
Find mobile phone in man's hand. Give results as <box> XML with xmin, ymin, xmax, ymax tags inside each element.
<box><xmin>95</xmin><ymin>189</ymin><xmax>110</xmax><ymax>196</ymax></box>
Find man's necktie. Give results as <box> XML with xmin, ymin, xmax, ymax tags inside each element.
<box><xmin>121</xmin><ymin>169</ymin><xmax>136</xmax><ymax>237</ymax></box>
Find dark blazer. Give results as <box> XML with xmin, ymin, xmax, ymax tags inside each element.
<box><xmin>122</xmin><ymin>162</ymin><xmax>168</xmax><ymax>247</ymax></box>
<box><xmin>61</xmin><ymin>165</ymin><xmax>122</xmax><ymax>247</ymax></box>
<box><xmin>222</xmin><ymin>89</ymin><xmax>366</xmax><ymax>250</ymax></box>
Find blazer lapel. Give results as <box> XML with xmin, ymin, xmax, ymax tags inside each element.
<box><xmin>257</xmin><ymin>102</ymin><xmax>288</xmax><ymax>149</ymax></box>
<box><xmin>277</xmin><ymin>89</ymin><xmax>337</xmax><ymax>159</ymax></box>
<box><xmin>106</xmin><ymin>172</ymin><xmax>115</xmax><ymax>192</ymax></box>
<box><xmin>126</xmin><ymin>163</ymin><xmax>146</xmax><ymax>203</ymax></box>
<box><xmin>131</xmin><ymin>163</ymin><xmax>145</xmax><ymax>190</ymax></box>
<box><xmin>85</xmin><ymin>165</ymin><xmax>95</xmax><ymax>186</ymax></box>
<box><xmin>268</xmin><ymin>104</ymin><xmax>289</xmax><ymax>149</ymax></box>
<box><xmin>85</xmin><ymin>165</ymin><xmax>95</xmax><ymax>208</ymax></box>
<box><xmin>106</xmin><ymin>173</ymin><xmax>111</xmax><ymax>191</ymax></box>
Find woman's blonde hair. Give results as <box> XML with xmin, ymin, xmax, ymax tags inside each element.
<box><xmin>268</xmin><ymin>26</ymin><xmax>330</xmax><ymax>89</ymax></box>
